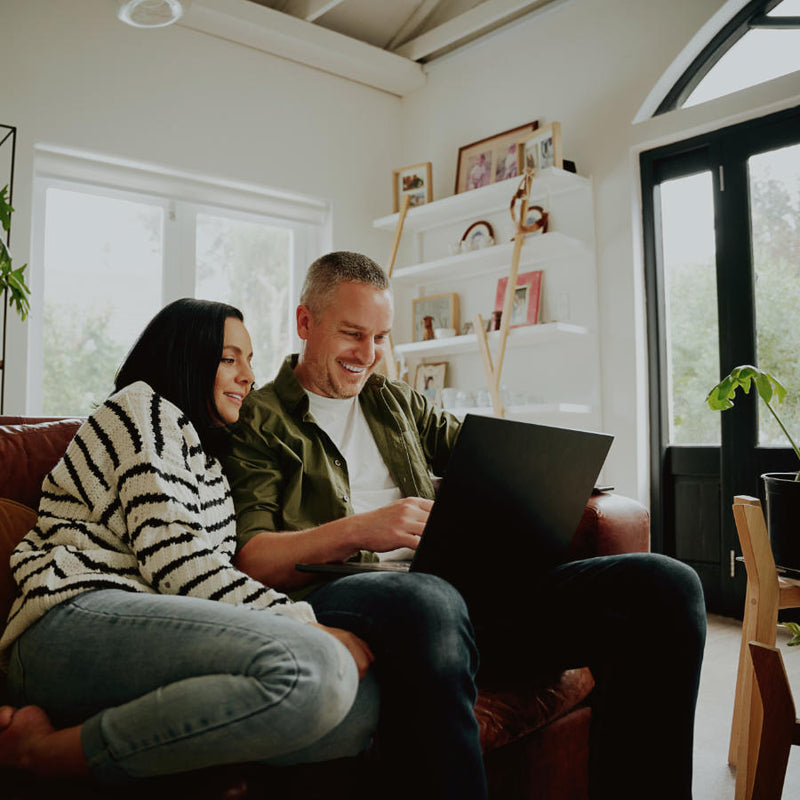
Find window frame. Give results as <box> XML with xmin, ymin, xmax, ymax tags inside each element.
<box><xmin>27</xmin><ymin>147</ymin><xmax>329</xmax><ymax>414</ymax></box>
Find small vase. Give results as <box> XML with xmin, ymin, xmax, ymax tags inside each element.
<box><xmin>762</xmin><ymin>472</ymin><xmax>800</xmax><ymax>571</ymax></box>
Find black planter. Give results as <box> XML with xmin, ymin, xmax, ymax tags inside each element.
<box><xmin>762</xmin><ymin>471</ymin><xmax>800</xmax><ymax>571</ymax></box>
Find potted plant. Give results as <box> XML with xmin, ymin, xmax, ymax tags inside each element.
<box><xmin>0</xmin><ymin>183</ymin><xmax>30</xmax><ymax>322</ymax></box>
<box><xmin>707</xmin><ymin>364</ymin><xmax>800</xmax><ymax>572</ymax></box>
<box><xmin>0</xmin><ymin>183</ymin><xmax>31</xmax><ymax>411</ymax></box>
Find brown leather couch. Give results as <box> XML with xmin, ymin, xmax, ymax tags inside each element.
<box><xmin>0</xmin><ymin>416</ymin><xmax>650</xmax><ymax>800</ymax></box>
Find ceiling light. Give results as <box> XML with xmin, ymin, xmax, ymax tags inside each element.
<box><xmin>117</xmin><ymin>0</ymin><xmax>185</xmax><ymax>28</ymax></box>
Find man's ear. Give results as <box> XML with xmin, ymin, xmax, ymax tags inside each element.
<box><xmin>296</xmin><ymin>304</ymin><xmax>312</xmax><ymax>340</ymax></box>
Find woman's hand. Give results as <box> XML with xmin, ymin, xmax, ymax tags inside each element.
<box><xmin>311</xmin><ymin>623</ymin><xmax>375</xmax><ymax>678</ymax></box>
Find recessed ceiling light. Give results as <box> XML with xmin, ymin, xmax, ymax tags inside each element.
<box><xmin>117</xmin><ymin>0</ymin><xmax>185</xmax><ymax>28</ymax></box>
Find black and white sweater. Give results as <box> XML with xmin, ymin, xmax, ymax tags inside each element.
<box><xmin>0</xmin><ymin>381</ymin><xmax>314</xmax><ymax>654</ymax></box>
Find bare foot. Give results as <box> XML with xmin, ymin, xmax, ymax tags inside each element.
<box><xmin>0</xmin><ymin>705</ymin><xmax>57</xmax><ymax>771</ymax></box>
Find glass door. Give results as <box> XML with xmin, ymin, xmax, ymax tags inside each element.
<box><xmin>642</xmin><ymin>105</ymin><xmax>800</xmax><ymax>615</ymax></box>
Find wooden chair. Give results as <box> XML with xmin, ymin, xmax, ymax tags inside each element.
<box><xmin>747</xmin><ymin>642</ymin><xmax>800</xmax><ymax>800</ymax></box>
<box><xmin>729</xmin><ymin>496</ymin><xmax>800</xmax><ymax>800</ymax></box>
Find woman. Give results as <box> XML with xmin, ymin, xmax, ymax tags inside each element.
<box><xmin>0</xmin><ymin>299</ymin><xmax>377</xmax><ymax>784</ymax></box>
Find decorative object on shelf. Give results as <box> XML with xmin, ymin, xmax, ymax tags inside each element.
<box><xmin>490</xmin><ymin>310</ymin><xmax>502</xmax><ymax>331</ymax></box>
<box><xmin>459</xmin><ymin>220</ymin><xmax>495</xmax><ymax>252</ymax></box>
<box><xmin>462</xmin><ymin>321</ymin><xmax>474</xmax><ymax>335</ymax></box>
<box><xmin>454</xmin><ymin>121</ymin><xmax>538</xmax><ymax>194</ymax></box>
<box><xmin>392</xmin><ymin>162</ymin><xmax>432</xmax><ymax>213</ymax></box>
<box><xmin>510</xmin><ymin>171</ymin><xmax>550</xmax><ymax>237</ymax></box>
<box><xmin>412</xmin><ymin>293</ymin><xmax>459</xmax><ymax>343</ymax></box>
<box><xmin>518</xmin><ymin>122</ymin><xmax>563</xmax><ymax>172</ymax></box>
<box><xmin>421</xmin><ymin>315</ymin><xmax>435</xmax><ymax>341</ymax></box>
<box><xmin>521</xmin><ymin>204</ymin><xmax>549</xmax><ymax>235</ymax></box>
<box><xmin>415</xmin><ymin>362</ymin><xmax>448</xmax><ymax>408</ymax></box>
<box><xmin>433</xmin><ymin>327</ymin><xmax>456</xmax><ymax>339</ymax></box>
<box><xmin>495</xmin><ymin>270</ymin><xmax>542</xmax><ymax>328</ymax></box>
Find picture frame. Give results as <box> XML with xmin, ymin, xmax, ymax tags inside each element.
<box><xmin>393</xmin><ymin>162</ymin><xmax>432</xmax><ymax>213</ymax></box>
<box><xmin>412</xmin><ymin>293</ymin><xmax>460</xmax><ymax>342</ymax></box>
<box><xmin>517</xmin><ymin>122</ymin><xmax>562</xmax><ymax>173</ymax></box>
<box><xmin>454</xmin><ymin>121</ymin><xmax>538</xmax><ymax>194</ymax></box>
<box><xmin>494</xmin><ymin>270</ymin><xmax>543</xmax><ymax>328</ymax></box>
<box><xmin>414</xmin><ymin>362</ymin><xmax>448</xmax><ymax>408</ymax></box>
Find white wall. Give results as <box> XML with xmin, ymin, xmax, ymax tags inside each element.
<box><xmin>0</xmin><ymin>0</ymin><xmax>403</xmax><ymax>412</ymax></box>
<box><xmin>397</xmin><ymin>0</ymin><xmax>800</xmax><ymax>502</ymax></box>
<box><xmin>3</xmin><ymin>0</ymin><xmax>800</xmax><ymax>504</ymax></box>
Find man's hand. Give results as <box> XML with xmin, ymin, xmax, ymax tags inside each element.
<box><xmin>346</xmin><ymin>496</ymin><xmax>433</xmax><ymax>553</ymax></box>
<box><xmin>311</xmin><ymin>623</ymin><xmax>375</xmax><ymax>678</ymax></box>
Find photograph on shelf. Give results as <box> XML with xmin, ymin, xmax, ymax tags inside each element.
<box><xmin>454</xmin><ymin>121</ymin><xmax>538</xmax><ymax>194</ymax></box>
<box><xmin>392</xmin><ymin>162</ymin><xmax>432</xmax><ymax>212</ymax></box>
<box><xmin>494</xmin><ymin>270</ymin><xmax>543</xmax><ymax>328</ymax></box>
<box><xmin>414</xmin><ymin>362</ymin><xmax>448</xmax><ymax>408</ymax></box>
<box><xmin>412</xmin><ymin>293</ymin><xmax>459</xmax><ymax>342</ymax></box>
<box><xmin>517</xmin><ymin>122</ymin><xmax>562</xmax><ymax>173</ymax></box>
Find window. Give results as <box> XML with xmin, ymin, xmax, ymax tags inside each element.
<box><xmin>658</xmin><ymin>0</ymin><xmax>800</xmax><ymax>114</ymax></box>
<box><xmin>31</xmin><ymin>149</ymin><xmax>327</xmax><ymax>415</ymax></box>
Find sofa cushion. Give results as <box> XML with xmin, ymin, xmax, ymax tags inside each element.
<box><xmin>0</xmin><ymin>418</ymin><xmax>83</xmax><ymax>508</ymax></box>
<box><xmin>0</xmin><ymin>498</ymin><xmax>37</xmax><ymax>630</ymax></box>
<box><xmin>475</xmin><ymin>667</ymin><xmax>595</xmax><ymax>753</ymax></box>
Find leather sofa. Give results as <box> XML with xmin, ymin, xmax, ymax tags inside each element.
<box><xmin>0</xmin><ymin>415</ymin><xmax>650</xmax><ymax>799</ymax></box>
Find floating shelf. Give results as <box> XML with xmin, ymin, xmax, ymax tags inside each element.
<box><xmin>373</xmin><ymin>168</ymin><xmax>590</xmax><ymax>233</ymax></box>
<box><xmin>390</xmin><ymin>232</ymin><xmax>589</xmax><ymax>284</ymax></box>
<box><xmin>394</xmin><ymin>322</ymin><xmax>587</xmax><ymax>357</ymax></box>
<box><xmin>450</xmin><ymin>403</ymin><xmax>592</xmax><ymax>420</ymax></box>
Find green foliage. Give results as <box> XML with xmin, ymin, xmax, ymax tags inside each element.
<box><xmin>783</xmin><ymin>622</ymin><xmax>800</xmax><ymax>647</ymax></box>
<box><xmin>0</xmin><ymin>184</ymin><xmax>31</xmax><ymax>321</ymax></box>
<box><xmin>706</xmin><ymin>364</ymin><xmax>800</xmax><ymax>474</ymax></box>
<box><xmin>42</xmin><ymin>303</ymin><xmax>126</xmax><ymax>416</ymax></box>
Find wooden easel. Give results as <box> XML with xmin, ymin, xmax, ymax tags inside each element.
<box><xmin>380</xmin><ymin>194</ymin><xmax>411</xmax><ymax>380</ymax></box>
<box><xmin>474</xmin><ymin>169</ymin><xmax>535</xmax><ymax>418</ymax></box>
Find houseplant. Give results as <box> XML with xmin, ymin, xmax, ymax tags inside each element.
<box><xmin>0</xmin><ymin>183</ymin><xmax>31</xmax><ymax>412</ymax></box>
<box><xmin>707</xmin><ymin>364</ymin><xmax>800</xmax><ymax>574</ymax></box>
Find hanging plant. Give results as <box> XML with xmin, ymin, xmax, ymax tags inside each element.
<box><xmin>0</xmin><ymin>183</ymin><xmax>30</xmax><ymax>321</ymax></box>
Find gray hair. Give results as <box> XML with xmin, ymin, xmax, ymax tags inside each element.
<box><xmin>299</xmin><ymin>251</ymin><xmax>390</xmax><ymax>317</ymax></box>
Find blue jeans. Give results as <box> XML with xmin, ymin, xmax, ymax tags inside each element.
<box><xmin>7</xmin><ymin>590</ymin><xmax>379</xmax><ymax>783</ymax></box>
<box><xmin>306</xmin><ymin>571</ymin><xmax>487</xmax><ymax>800</ymax></box>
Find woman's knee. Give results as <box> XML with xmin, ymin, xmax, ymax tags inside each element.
<box><xmin>248</xmin><ymin>621</ymin><xmax>360</xmax><ymax>743</ymax></box>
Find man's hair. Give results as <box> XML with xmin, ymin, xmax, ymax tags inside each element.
<box><xmin>114</xmin><ymin>297</ymin><xmax>243</xmax><ymax>453</ymax></box>
<box><xmin>300</xmin><ymin>251</ymin><xmax>390</xmax><ymax>317</ymax></box>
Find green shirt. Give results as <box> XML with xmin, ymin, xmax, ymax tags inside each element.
<box><xmin>225</xmin><ymin>355</ymin><xmax>462</xmax><ymax>550</ymax></box>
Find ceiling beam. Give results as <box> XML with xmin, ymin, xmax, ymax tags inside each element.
<box><xmin>387</xmin><ymin>0</ymin><xmax>444</xmax><ymax>51</ymax></box>
<box><xmin>280</xmin><ymin>0</ymin><xmax>347</xmax><ymax>22</ymax></box>
<box><xmin>178</xmin><ymin>0</ymin><xmax>425</xmax><ymax>96</ymax></box>
<box><xmin>393</xmin><ymin>0</ymin><xmax>565</xmax><ymax>61</ymax></box>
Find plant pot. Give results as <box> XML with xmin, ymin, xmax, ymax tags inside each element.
<box><xmin>762</xmin><ymin>472</ymin><xmax>800</xmax><ymax>571</ymax></box>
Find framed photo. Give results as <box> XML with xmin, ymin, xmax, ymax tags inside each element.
<box><xmin>517</xmin><ymin>122</ymin><xmax>562</xmax><ymax>173</ymax></box>
<box><xmin>412</xmin><ymin>293</ymin><xmax>459</xmax><ymax>342</ymax></box>
<box><xmin>494</xmin><ymin>270</ymin><xmax>543</xmax><ymax>328</ymax></box>
<box><xmin>414</xmin><ymin>362</ymin><xmax>448</xmax><ymax>408</ymax></box>
<box><xmin>393</xmin><ymin>162</ymin><xmax>432</xmax><ymax>212</ymax></box>
<box><xmin>454</xmin><ymin>121</ymin><xmax>538</xmax><ymax>194</ymax></box>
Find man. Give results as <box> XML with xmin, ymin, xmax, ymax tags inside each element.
<box><xmin>225</xmin><ymin>251</ymin><xmax>706</xmax><ymax>800</ymax></box>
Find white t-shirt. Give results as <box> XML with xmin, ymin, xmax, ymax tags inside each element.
<box><xmin>305</xmin><ymin>391</ymin><xmax>403</xmax><ymax>515</ymax></box>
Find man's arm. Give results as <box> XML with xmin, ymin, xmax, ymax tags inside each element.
<box><xmin>234</xmin><ymin>496</ymin><xmax>433</xmax><ymax>591</ymax></box>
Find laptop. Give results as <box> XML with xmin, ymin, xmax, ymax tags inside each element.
<box><xmin>296</xmin><ymin>415</ymin><xmax>613</xmax><ymax>613</ymax></box>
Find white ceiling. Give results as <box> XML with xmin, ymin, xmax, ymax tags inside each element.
<box><xmin>177</xmin><ymin>0</ymin><xmax>566</xmax><ymax>95</ymax></box>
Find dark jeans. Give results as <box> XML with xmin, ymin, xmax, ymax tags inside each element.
<box><xmin>474</xmin><ymin>552</ymin><xmax>707</xmax><ymax>800</ymax></box>
<box><xmin>306</xmin><ymin>571</ymin><xmax>487</xmax><ymax>800</ymax></box>
<box><xmin>310</xmin><ymin>552</ymin><xmax>705</xmax><ymax>800</ymax></box>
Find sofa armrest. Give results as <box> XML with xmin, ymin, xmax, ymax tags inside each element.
<box><xmin>568</xmin><ymin>493</ymin><xmax>650</xmax><ymax>559</ymax></box>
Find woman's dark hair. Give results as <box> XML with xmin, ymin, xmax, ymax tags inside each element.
<box><xmin>114</xmin><ymin>298</ymin><xmax>243</xmax><ymax>454</ymax></box>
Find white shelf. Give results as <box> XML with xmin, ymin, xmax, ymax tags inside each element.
<box><xmin>374</xmin><ymin>168</ymin><xmax>590</xmax><ymax>233</ymax></box>
<box><xmin>450</xmin><ymin>403</ymin><xmax>592</xmax><ymax>419</ymax></box>
<box><xmin>394</xmin><ymin>322</ymin><xmax>586</xmax><ymax>357</ymax></box>
<box><xmin>390</xmin><ymin>232</ymin><xmax>589</xmax><ymax>284</ymax></box>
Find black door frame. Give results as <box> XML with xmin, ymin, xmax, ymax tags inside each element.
<box><xmin>641</xmin><ymin>104</ymin><xmax>800</xmax><ymax>615</ymax></box>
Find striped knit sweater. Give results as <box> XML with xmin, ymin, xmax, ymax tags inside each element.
<box><xmin>0</xmin><ymin>381</ymin><xmax>314</xmax><ymax>655</ymax></box>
